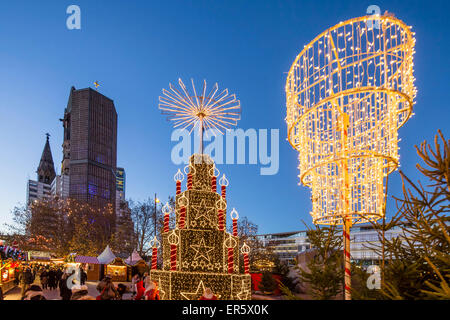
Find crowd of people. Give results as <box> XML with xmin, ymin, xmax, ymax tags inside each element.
<box><xmin>15</xmin><ymin>264</ymin><xmax>72</xmax><ymax>296</ymax></box>
<box><xmin>5</xmin><ymin>263</ymin><xmax>217</xmax><ymax>300</ymax></box>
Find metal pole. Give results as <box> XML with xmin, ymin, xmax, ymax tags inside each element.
<box><xmin>381</xmin><ymin>174</ymin><xmax>389</xmax><ymax>284</ymax></box>
<box><xmin>154</xmin><ymin>193</ymin><xmax>157</xmax><ymax>238</ymax></box>
<box><xmin>340</xmin><ymin>113</ymin><xmax>352</xmax><ymax>300</ymax></box>
<box><xmin>198</xmin><ymin>117</ymin><xmax>204</xmax><ymax>154</ymax></box>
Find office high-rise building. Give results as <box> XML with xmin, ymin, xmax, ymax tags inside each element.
<box><xmin>60</xmin><ymin>86</ymin><xmax>118</xmax><ymax>209</ymax></box>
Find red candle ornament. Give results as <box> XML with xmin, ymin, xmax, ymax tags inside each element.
<box><xmin>230</xmin><ymin>208</ymin><xmax>239</xmax><ymax>237</ymax></box>
<box><xmin>216</xmin><ymin>198</ymin><xmax>226</xmax><ymax>231</ymax></box>
<box><xmin>178</xmin><ymin>194</ymin><xmax>188</xmax><ymax>229</ymax></box>
<box><xmin>150</xmin><ymin>236</ymin><xmax>160</xmax><ymax>270</ymax></box>
<box><xmin>164</xmin><ymin>215</ymin><xmax>170</xmax><ymax>233</ymax></box>
<box><xmin>168</xmin><ymin>231</ymin><xmax>179</xmax><ymax>271</ymax></box>
<box><xmin>210</xmin><ymin>166</ymin><xmax>219</xmax><ymax>193</ymax></box>
<box><xmin>151</xmin><ymin>247</ymin><xmax>158</xmax><ymax>270</ymax></box>
<box><xmin>170</xmin><ymin>245</ymin><xmax>177</xmax><ymax>271</ymax></box>
<box><xmin>241</xmin><ymin>243</ymin><xmax>250</xmax><ymax>274</ymax></box>
<box><xmin>211</xmin><ymin>176</ymin><xmax>217</xmax><ymax>192</ymax></box>
<box><xmin>179</xmin><ymin>206</ymin><xmax>186</xmax><ymax>229</ymax></box>
<box><xmin>218</xmin><ymin>210</ymin><xmax>224</xmax><ymax>231</ymax></box>
<box><xmin>162</xmin><ymin>202</ymin><xmax>172</xmax><ymax>233</ymax></box>
<box><xmin>225</xmin><ymin>235</ymin><xmax>236</xmax><ymax>274</ymax></box>
<box><xmin>187</xmin><ymin>173</ymin><xmax>192</xmax><ymax>190</ymax></box>
<box><xmin>174</xmin><ymin>169</ymin><xmax>184</xmax><ymax>195</ymax></box>
<box><xmin>219</xmin><ymin>174</ymin><xmax>229</xmax><ymax>199</ymax></box>
<box><xmin>227</xmin><ymin>248</ymin><xmax>234</xmax><ymax>273</ymax></box>
<box><xmin>184</xmin><ymin>165</ymin><xmax>193</xmax><ymax>190</ymax></box>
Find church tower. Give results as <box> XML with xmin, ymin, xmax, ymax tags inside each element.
<box><xmin>37</xmin><ymin>133</ymin><xmax>56</xmax><ymax>185</ymax></box>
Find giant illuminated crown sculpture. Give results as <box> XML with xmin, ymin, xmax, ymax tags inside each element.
<box><xmin>150</xmin><ymin>79</ymin><xmax>251</xmax><ymax>300</ymax></box>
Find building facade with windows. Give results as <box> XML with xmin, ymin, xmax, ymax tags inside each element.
<box><xmin>350</xmin><ymin>224</ymin><xmax>405</xmax><ymax>266</ymax></box>
<box><xmin>257</xmin><ymin>224</ymin><xmax>408</xmax><ymax>266</ymax></box>
<box><xmin>50</xmin><ymin>174</ymin><xmax>70</xmax><ymax>199</ymax></box>
<box><xmin>26</xmin><ymin>179</ymin><xmax>52</xmax><ymax>205</ymax></box>
<box><xmin>60</xmin><ymin>86</ymin><xmax>118</xmax><ymax>210</ymax></box>
<box><xmin>256</xmin><ymin>231</ymin><xmax>311</xmax><ymax>265</ymax></box>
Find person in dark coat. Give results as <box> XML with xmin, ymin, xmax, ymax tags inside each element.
<box><xmin>59</xmin><ymin>272</ymin><xmax>72</xmax><ymax>300</ymax></box>
<box><xmin>19</xmin><ymin>268</ymin><xmax>34</xmax><ymax>297</ymax></box>
<box><xmin>14</xmin><ymin>267</ymin><xmax>21</xmax><ymax>286</ymax></box>
<box><xmin>39</xmin><ymin>269</ymin><xmax>49</xmax><ymax>290</ymax></box>
<box><xmin>56</xmin><ymin>268</ymin><xmax>63</xmax><ymax>288</ymax></box>
<box><xmin>116</xmin><ymin>283</ymin><xmax>127</xmax><ymax>300</ymax></box>
<box><xmin>79</xmin><ymin>266</ymin><xmax>87</xmax><ymax>285</ymax></box>
<box><xmin>31</xmin><ymin>266</ymin><xmax>37</xmax><ymax>280</ymax></box>
<box><xmin>47</xmin><ymin>268</ymin><xmax>57</xmax><ymax>290</ymax></box>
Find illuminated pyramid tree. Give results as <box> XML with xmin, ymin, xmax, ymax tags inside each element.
<box><xmin>150</xmin><ymin>79</ymin><xmax>251</xmax><ymax>300</ymax></box>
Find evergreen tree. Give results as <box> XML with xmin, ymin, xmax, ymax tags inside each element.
<box><xmin>273</xmin><ymin>257</ymin><xmax>297</xmax><ymax>293</ymax></box>
<box><xmin>112</xmin><ymin>201</ymin><xmax>136</xmax><ymax>256</ymax></box>
<box><xmin>280</xmin><ymin>224</ymin><xmax>343</xmax><ymax>300</ymax></box>
<box><xmin>258</xmin><ymin>271</ymin><xmax>277</xmax><ymax>294</ymax></box>
<box><xmin>361</xmin><ymin>130</ymin><xmax>450</xmax><ymax>300</ymax></box>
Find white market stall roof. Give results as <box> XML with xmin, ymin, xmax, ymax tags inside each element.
<box><xmin>125</xmin><ymin>250</ymin><xmax>145</xmax><ymax>266</ymax></box>
<box><xmin>97</xmin><ymin>245</ymin><xmax>116</xmax><ymax>265</ymax></box>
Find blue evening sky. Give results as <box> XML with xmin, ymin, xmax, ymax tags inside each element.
<box><xmin>0</xmin><ymin>0</ymin><xmax>448</xmax><ymax>234</ymax></box>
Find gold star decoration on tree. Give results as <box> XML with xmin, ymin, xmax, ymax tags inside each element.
<box><xmin>191</xmin><ymin>199</ymin><xmax>215</xmax><ymax>228</ymax></box>
<box><xmin>190</xmin><ymin>238</ymin><xmax>214</xmax><ymax>263</ymax></box>
<box><xmin>156</xmin><ymin>276</ymin><xmax>166</xmax><ymax>300</ymax></box>
<box><xmin>180</xmin><ymin>280</ymin><xmax>206</xmax><ymax>300</ymax></box>
<box><xmin>236</xmin><ymin>280</ymin><xmax>251</xmax><ymax>300</ymax></box>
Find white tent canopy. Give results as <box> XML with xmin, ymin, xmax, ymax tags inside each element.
<box><xmin>97</xmin><ymin>245</ymin><xmax>116</xmax><ymax>264</ymax></box>
<box><xmin>125</xmin><ymin>250</ymin><xmax>144</xmax><ymax>266</ymax></box>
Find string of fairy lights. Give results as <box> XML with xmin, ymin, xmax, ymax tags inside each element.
<box><xmin>153</xmin><ymin>80</ymin><xmax>251</xmax><ymax>300</ymax></box>
<box><xmin>149</xmin><ymin>154</ymin><xmax>251</xmax><ymax>300</ymax></box>
<box><xmin>285</xmin><ymin>15</ymin><xmax>416</xmax><ymax>225</ymax></box>
<box><xmin>159</xmin><ymin>79</ymin><xmax>241</xmax><ymax>135</ymax></box>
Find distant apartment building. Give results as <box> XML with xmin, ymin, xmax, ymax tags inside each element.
<box><xmin>26</xmin><ymin>180</ymin><xmax>52</xmax><ymax>205</ymax></box>
<box><xmin>257</xmin><ymin>231</ymin><xmax>311</xmax><ymax>265</ymax></box>
<box><xmin>50</xmin><ymin>174</ymin><xmax>70</xmax><ymax>199</ymax></box>
<box><xmin>350</xmin><ymin>224</ymin><xmax>405</xmax><ymax>265</ymax></box>
<box><xmin>257</xmin><ymin>224</ymin><xmax>408</xmax><ymax>266</ymax></box>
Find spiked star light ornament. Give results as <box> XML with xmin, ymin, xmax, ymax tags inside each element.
<box><xmin>159</xmin><ymin>78</ymin><xmax>241</xmax><ymax>153</ymax></box>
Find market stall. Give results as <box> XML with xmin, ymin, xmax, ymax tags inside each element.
<box><xmin>97</xmin><ymin>245</ymin><xmax>128</xmax><ymax>282</ymax></box>
<box><xmin>0</xmin><ymin>260</ymin><xmax>18</xmax><ymax>293</ymax></box>
<box><xmin>66</xmin><ymin>253</ymin><xmax>102</xmax><ymax>281</ymax></box>
<box><xmin>105</xmin><ymin>257</ymin><xmax>128</xmax><ymax>282</ymax></box>
<box><xmin>125</xmin><ymin>250</ymin><xmax>148</xmax><ymax>278</ymax></box>
<box><xmin>0</xmin><ymin>241</ymin><xmax>27</xmax><ymax>294</ymax></box>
